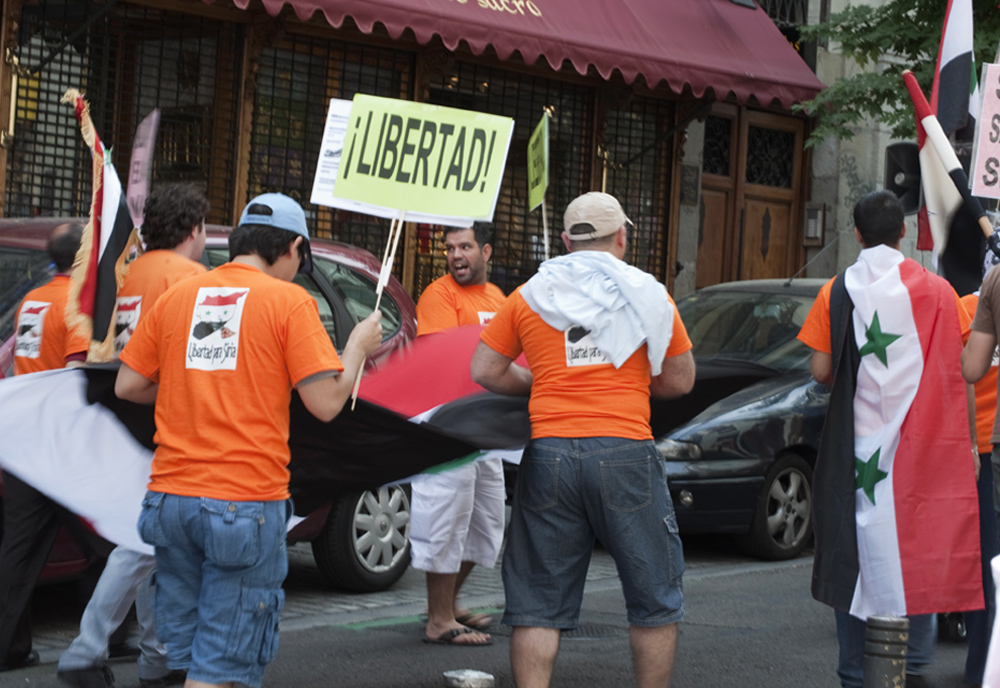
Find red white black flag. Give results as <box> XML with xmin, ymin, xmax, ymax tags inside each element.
<box><xmin>61</xmin><ymin>89</ymin><xmax>140</xmax><ymax>362</ymax></box>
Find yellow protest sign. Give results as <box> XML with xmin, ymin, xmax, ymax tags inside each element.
<box><xmin>334</xmin><ymin>95</ymin><xmax>514</xmax><ymax>222</ymax></box>
<box><xmin>527</xmin><ymin>112</ymin><xmax>549</xmax><ymax>211</ymax></box>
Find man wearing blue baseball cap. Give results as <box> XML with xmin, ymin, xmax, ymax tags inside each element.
<box><xmin>116</xmin><ymin>193</ymin><xmax>383</xmax><ymax>688</ymax></box>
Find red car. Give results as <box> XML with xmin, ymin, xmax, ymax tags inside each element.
<box><xmin>0</xmin><ymin>217</ymin><xmax>418</xmax><ymax>592</ymax></box>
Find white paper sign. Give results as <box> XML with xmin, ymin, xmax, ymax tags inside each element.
<box><xmin>971</xmin><ymin>63</ymin><xmax>1000</xmax><ymax>199</ymax></box>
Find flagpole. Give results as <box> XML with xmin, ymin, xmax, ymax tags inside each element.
<box><xmin>541</xmin><ymin>200</ymin><xmax>550</xmax><ymax>261</ymax></box>
<box><xmin>351</xmin><ymin>210</ymin><xmax>405</xmax><ymax>410</ymax></box>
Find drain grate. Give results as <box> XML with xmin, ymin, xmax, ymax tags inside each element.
<box><xmin>489</xmin><ymin>624</ymin><xmax>627</xmax><ymax>639</ymax></box>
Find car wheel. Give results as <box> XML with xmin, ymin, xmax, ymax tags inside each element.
<box><xmin>738</xmin><ymin>453</ymin><xmax>813</xmax><ymax>560</ymax></box>
<box><xmin>310</xmin><ymin>484</ymin><xmax>412</xmax><ymax>592</ymax></box>
<box><xmin>939</xmin><ymin>612</ymin><xmax>968</xmax><ymax>643</ymax></box>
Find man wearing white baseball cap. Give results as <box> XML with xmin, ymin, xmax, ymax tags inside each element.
<box><xmin>472</xmin><ymin>191</ymin><xmax>695</xmax><ymax>688</ymax></box>
<box><xmin>116</xmin><ymin>193</ymin><xmax>382</xmax><ymax>688</ymax></box>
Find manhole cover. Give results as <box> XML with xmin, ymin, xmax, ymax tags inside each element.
<box><xmin>489</xmin><ymin>624</ymin><xmax>626</xmax><ymax>639</ymax></box>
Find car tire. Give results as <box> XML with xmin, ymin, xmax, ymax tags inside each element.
<box><xmin>738</xmin><ymin>453</ymin><xmax>813</xmax><ymax>561</ymax></box>
<box><xmin>939</xmin><ymin>612</ymin><xmax>968</xmax><ymax>643</ymax></box>
<box><xmin>310</xmin><ymin>484</ymin><xmax>412</xmax><ymax>593</ymax></box>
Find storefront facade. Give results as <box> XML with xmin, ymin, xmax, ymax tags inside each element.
<box><xmin>0</xmin><ymin>0</ymin><xmax>822</xmax><ymax>297</ymax></box>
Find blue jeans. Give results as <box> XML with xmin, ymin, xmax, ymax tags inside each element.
<box><xmin>834</xmin><ymin>611</ymin><xmax>936</xmax><ymax>688</ymax></box>
<box><xmin>502</xmin><ymin>437</ymin><xmax>685</xmax><ymax>629</ymax></box>
<box><xmin>967</xmin><ymin>453</ymin><xmax>999</xmax><ymax>684</ymax></box>
<box><xmin>138</xmin><ymin>492</ymin><xmax>290</xmax><ymax>688</ymax></box>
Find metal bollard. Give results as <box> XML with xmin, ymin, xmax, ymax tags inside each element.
<box><xmin>863</xmin><ymin>615</ymin><xmax>909</xmax><ymax>688</ymax></box>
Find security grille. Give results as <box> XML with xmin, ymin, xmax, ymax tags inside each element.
<box><xmin>250</xmin><ymin>34</ymin><xmax>413</xmax><ymax>262</ymax></box>
<box><xmin>6</xmin><ymin>1</ymin><xmax>243</xmax><ymax>223</ymax></box>
<box><xmin>758</xmin><ymin>0</ymin><xmax>808</xmax><ymax>27</ymax></box>
<box><xmin>745</xmin><ymin>125</ymin><xmax>794</xmax><ymax>188</ymax></box>
<box><xmin>702</xmin><ymin>115</ymin><xmax>732</xmax><ymax>177</ymax></box>
<box><xmin>420</xmin><ymin>61</ymin><xmax>594</xmax><ymax>297</ymax></box>
<box><xmin>603</xmin><ymin>96</ymin><xmax>673</xmax><ymax>279</ymax></box>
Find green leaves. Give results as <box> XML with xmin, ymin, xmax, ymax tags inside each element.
<box><xmin>799</xmin><ymin>0</ymin><xmax>1000</xmax><ymax>146</ymax></box>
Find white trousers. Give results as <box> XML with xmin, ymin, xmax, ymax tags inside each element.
<box><xmin>410</xmin><ymin>457</ymin><xmax>505</xmax><ymax>573</ymax></box>
<box><xmin>58</xmin><ymin>545</ymin><xmax>165</xmax><ymax>678</ymax></box>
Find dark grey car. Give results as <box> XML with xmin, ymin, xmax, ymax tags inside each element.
<box><xmin>656</xmin><ymin>278</ymin><xmax>828</xmax><ymax>560</ymax></box>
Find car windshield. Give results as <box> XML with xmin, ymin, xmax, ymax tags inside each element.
<box><xmin>0</xmin><ymin>246</ymin><xmax>53</xmax><ymax>345</ymax></box>
<box><xmin>676</xmin><ymin>287</ymin><xmax>817</xmax><ymax>372</ymax></box>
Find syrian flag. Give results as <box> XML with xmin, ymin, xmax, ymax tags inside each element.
<box><xmin>905</xmin><ymin>70</ymin><xmax>990</xmax><ymax>295</ymax></box>
<box><xmin>811</xmin><ymin>248</ymin><xmax>982</xmax><ymax>619</ymax></box>
<box><xmin>930</xmin><ymin>0</ymin><xmax>974</xmax><ymax>136</ymax></box>
<box><xmin>61</xmin><ymin>89</ymin><xmax>141</xmax><ymax>363</ymax></box>
<box><xmin>0</xmin><ymin>365</ymin><xmax>484</xmax><ymax>550</ymax></box>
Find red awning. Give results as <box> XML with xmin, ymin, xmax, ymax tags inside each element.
<box><xmin>217</xmin><ymin>0</ymin><xmax>824</xmax><ymax>109</ymax></box>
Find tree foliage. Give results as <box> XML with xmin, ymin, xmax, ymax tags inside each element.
<box><xmin>796</xmin><ymin>0</ymin><xmax>1000</xmax><ymax>146</ymax></box>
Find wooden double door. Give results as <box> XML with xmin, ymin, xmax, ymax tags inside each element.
<box><xmin>697</xmin><ymin>105</ymin><xmax>806</xmax><ymax>288</ymax></box>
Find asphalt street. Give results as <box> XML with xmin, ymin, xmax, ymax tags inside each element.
<box><xmin>0</xmin><ymin>538</ymin><xmax>971</xmax><ymax>688</ymax></box>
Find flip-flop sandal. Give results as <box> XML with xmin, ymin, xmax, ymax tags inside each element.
<box><xmin>456</xmin><ymin>612</ymin><xmax>494</xmax><ymax>630</ymax></box>
<box><xmin>423</xmin><ymin>627</ymin><xmax>494</xmax><ymax>646</ymax></box>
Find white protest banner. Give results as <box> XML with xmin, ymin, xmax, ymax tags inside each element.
<box><xmin>971</xmin><ymin>63</ymin><xmax>1000</xmax><ymax>198</ymax></box>
<box><xmin>126</xmin><ymin>109</ymin><xmax>160</xmax><ymax>229</ymax></box>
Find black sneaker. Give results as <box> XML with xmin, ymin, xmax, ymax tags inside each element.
<box><xmin>107</xmin><ymin>643</ymin><xmax>141</xmax><ymax>660</ymax></box>
<box><xmin>139</xmin><ymin>669</ymin><xmax>187</xmax><ymax>687</ymax></box>
<box><xmin>57</xmin><ymin>665</ymin><xmax>115</xmax><ymax>688</ymax></box>
<box><xmin>0</xmin><ymin>650</ymin><xmax>40</xmax><ymax>672</ymax></box>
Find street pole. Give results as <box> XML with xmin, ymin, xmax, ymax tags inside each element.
<box><xmin>863</xmin><ymin>616</ymin><xmax>909</xmax><ymax>688</ymax></box>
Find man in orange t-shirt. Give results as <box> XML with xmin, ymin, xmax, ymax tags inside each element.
<box><xmin>112</xmin><ymin>183</ymin><xmax>208</xmax><ymax>356</ymax></box>
<box><xmin>413</xmin><ymin>225</ymin><xmax>506</xmax><ymax>646</ymax></box>
<box><xmin>0</xmin><ymin>223</ymin><xmax>95</xmax><ymax>672</ymax></box>
<box><xmin>471</xmin><ymin>193</ymin><xmax>695</xmax><ymax>688</ymax></box>
<box><xmin>12</xmin><ymin>223</ymin><xmax>89</xmax><ymax>375</ymax></box>
<box><xmin>59</xmin><ymin>184</ymin><xmax>211</xmax><ymax>688</ymax></box>
<box><xmin>116</xmin><ymin>194</ymin><xmax>382</xmax><ymax>688</ymax></box>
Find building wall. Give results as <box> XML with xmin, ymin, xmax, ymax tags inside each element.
<box><xmin>674</xmin><ymin>120</ymin><xmax>704</xmax><ymax>298</ymax></box>
<box><xmin>804</xmin><ymin>0</ymin><xmax>933</xmax><ymax>281</ymax></box>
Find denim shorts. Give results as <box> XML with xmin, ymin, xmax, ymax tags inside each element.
<box><xmin>502</xmin><ymin>437</ymin><xmax>685</xmax><ymax>629</ymax></box>
<box><xmin>138</xmin><ymin>491</ymin><xmax>291</xmax><ymax>688</ymax></box>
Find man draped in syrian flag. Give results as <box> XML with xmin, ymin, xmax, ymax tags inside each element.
<box><xmin>798</xmin><ymin>189</ymin><xmax>982</xmax><ymax>688</ymax></box>
<box><xmin>61</xmin><ymin>88</ymin><xmax>141</xmax><ymax>363</ymax></box>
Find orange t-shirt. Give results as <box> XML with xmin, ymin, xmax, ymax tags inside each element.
<box><xmin>962</xmin><ymin>293</ymin><xmax>997</xmax><ymax>454</ymax></box>
<box><xmin>416</xmin><ymin>274</ymin><xmax>506</xmax><ymax>335</ymax></box>
<box><xmin>797</xmin><ymin>276</ymin><xmax>972</xmax><ymax>354</ymax></box>
<box><xmin>114</xmin><ymin>250</ymin><xmax>206</xmax><ymax>355</ymax></box>
<box><xmin>120</xmin><ymin>262</ymin><xmax>343</xmax><ymax>501</ymax></box>
<box><xmin>480</xmin><ymin>287</ymin><xmax>692</xmax><ymax>440</ymax></box>
<box><xmin>13</xmin><ymin>275</ymin><xmax>89</xmax><ymax>375</ymax></box>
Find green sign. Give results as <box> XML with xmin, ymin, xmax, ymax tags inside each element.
<box><xmin>334</xmin><ymin>94</ymin><xmax>514</xmax><ymax>221</ymax></box>
<box><xmin>527</xmin><ymin>112</ymin><xmax>549</xmax><ymax>211</ymax></box>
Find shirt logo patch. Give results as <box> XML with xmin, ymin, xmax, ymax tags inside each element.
<box><xmin>565</xmin><ymin>327</ymin><xmax>610</xmax><ymax>367</ymax></box>
<box><xmin>478</xmin><ymin>311</ymin><xmax>496</xmax><ymax>325</ymax></box>
<box><xmin>15</xmin><ymin>301</ymin><xmax>50</xmax><ymax>359</ymax></box>
<box><xmin>114</xmin><ymin>296</ymin><xmax>142</xmax><ymax>356</ymax></box>
<box><xmin>186</xmin><ymin>288</ymin><xmax>248</xmax><ymax>371</ymax></box>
